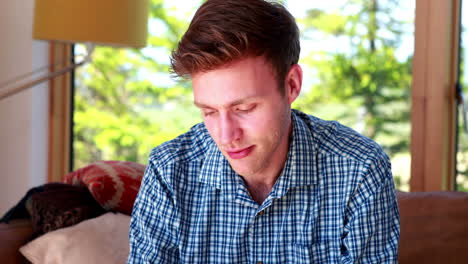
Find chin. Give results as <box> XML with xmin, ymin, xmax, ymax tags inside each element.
<box><xmin>228</xmin><ymin>161</ymin><xmax>260</xmax><ymax>177</ymax></box>
<box><xmin>222</xmin><ymin>149</ymin><xmax>263</xmax><ymax>176</ymax></box>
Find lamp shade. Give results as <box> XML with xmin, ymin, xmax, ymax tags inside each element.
<box><xmin>33</xmin><ymin>0</ymin><xmax>149</xmax><ymax>48</ymax></box>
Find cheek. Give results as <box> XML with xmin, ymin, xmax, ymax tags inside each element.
<box><xmin>256</xmin><ymin>110</ymin><xmax>290</xmax><ymax>143</ymax></box>
<box><xmin>203</xmin><ymin>119</ymin><xmax>219</xmax><ymax>140</ymax></box>
<box><xmin>243</xmin><ymin>112</ymin><xmax>283</xmax><ymax>138</ymax></box>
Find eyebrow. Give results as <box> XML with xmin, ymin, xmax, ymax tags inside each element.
<box><xmin>194</xmin><ymin>96</ymin><xmax>257</xmax><ymax>109</ymax></box>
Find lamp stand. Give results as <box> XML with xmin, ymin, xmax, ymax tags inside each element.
<box><xmin>0</xmin><ymin>43</ymin><xmax>94</xmax><ymax>101</ymax></box>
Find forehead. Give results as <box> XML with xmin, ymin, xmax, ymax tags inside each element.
<box><xmin>192</xmin><ymin>56</ymin><xmax>279</xmax><ymax>107</ymax></box>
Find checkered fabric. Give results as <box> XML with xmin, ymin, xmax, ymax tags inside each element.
<box><xmin>127</xmin><ymin>109</ymin><xmax>400</xmax><ymax>264</ymax></box>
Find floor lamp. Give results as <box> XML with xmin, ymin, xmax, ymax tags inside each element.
<box><xmin>0</xmin><ymin>0</ymin><xmax>149</xmax><ymax>100</ymax></box>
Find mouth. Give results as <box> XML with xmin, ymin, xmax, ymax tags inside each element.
<box><xmin>226</xmin><ymin>146</ymin><xmax>255</xmax><ymax>159</ymax></box>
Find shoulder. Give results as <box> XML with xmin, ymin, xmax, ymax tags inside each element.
<box><xmin>148</xmin><ymin>122</ymin><xmax>214</xmax><ymax>168</ymax></box>
<box><xmin>294</xmin><ymin>110</ymin><xmax>394</xmax><ymax>203</ymax></box>
<box><xmin>293</xmin><ymin>109</ymin><xmax>389</xmax><ymax>166</ymax></box>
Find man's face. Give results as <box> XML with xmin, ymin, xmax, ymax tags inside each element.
<box><xmin>192</xmin><ymin>56</ymin><xmax>300</xmax><ymax>180</ymax></box>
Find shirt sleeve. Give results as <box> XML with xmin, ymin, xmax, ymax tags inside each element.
<box><xmin>127</xmin><ymin>161</ymin><xmax>180</xmax><ymax>264</ymax></box>
<box><xmin>341</xmin><ymin>153</ymin><xmax>400</xmax><ymax>264</ymax></box>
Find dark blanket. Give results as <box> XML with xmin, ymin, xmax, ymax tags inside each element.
<box><xmin>1</xmin><ymin>183</ymin><xmax>106</xmax><ymax>238</ymax></box>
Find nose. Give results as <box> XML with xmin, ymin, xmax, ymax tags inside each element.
<box><xmin>218</xmin><ymin>113</ymin><xmax>241</xmax><ymax>146</ymax></box>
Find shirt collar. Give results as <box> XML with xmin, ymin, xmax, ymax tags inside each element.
<box><xmin>270</xmin><ymin>109</ymin><xmax>319</xmax><ymax>198</ymax></box>
<box><xmin>198</xmin><ymin>142</ymin><xmax>227</xmax><ymax>189</ymax></box>
<box><xmin>198</xmin><ymin>109</ymin><xmax>319</xmax><ymax>196</ymax></box>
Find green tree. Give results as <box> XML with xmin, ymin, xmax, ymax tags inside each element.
<box><xmin>74</xmin><ymin>0</ymin><xmax>414</xmax><ymax>191</ymax></box>
<box><xmin>291</xmin><ymin>0</ymin><xmax>413</xmax><ymax>189</ymax></box>
<box><xmin>457</xmin><ymin>43</ymin><xmax>468</xmax><ymax>190</ymax></box>
<box><xmin>293</xmin><ymin>0</ymin><xmax>412</xmax><ymax>155</ymax></box>
<box><xmin>74</xmin><ymin>0</ymin><xmax>202</xmax><ymax>169</ymax></box>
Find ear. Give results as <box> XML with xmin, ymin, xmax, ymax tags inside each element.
<box><xmin>284</xmin><ymin>64</ymin><xmax>302</xmax><ymax>104</ymax></box>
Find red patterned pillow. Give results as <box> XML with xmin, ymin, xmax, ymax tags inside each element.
<box><xmin>63</xmin><ymin>161</ymin><xmax>146</xmax><ymax>215</ymax></box>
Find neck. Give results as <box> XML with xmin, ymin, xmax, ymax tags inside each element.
<box><xmin>242</xmin><ymin>119</ymin><xmax>293</xmax><ymax>204</ymax></box>
<box><xmin>243</xmin><ymin>180</ymin><xmax>273</xmax><ymax>205</ymax></box>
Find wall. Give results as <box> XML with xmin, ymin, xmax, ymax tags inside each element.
<box><xmin>0</xmin><ymin>0</ymin><xmax>49</xmax><ymax>214</ymax></box>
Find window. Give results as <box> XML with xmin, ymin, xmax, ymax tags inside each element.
<box><xmin>68</xmin><ymin>0</ymin><xmax>461</xmax><ymax>192</ymax></box>
<box><xmin>288</xmin><ymin>0</ymin><xmax>414</xmax><ymax>190</ymax></box>
<box><xmin>73</xmin><ymin>1</ymin><xmax>202</xmax><ymax>169</ymax></box>
<box><xmin>456</xmin><ymin>0</ymin><xmax>468</xmax><ymax>190</ymax></box>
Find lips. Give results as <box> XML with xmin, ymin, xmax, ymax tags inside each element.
<box><xmin>226</xmin><ymin>146</ymin><xmax>254</xmax><ymax>159</ymax></box>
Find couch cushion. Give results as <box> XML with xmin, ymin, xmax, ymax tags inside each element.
<box><xmin>26</xmin><ymin>183</ymin><xmax>106</xmax><ymax>238</ymax></box>
<box><xmin>19</xmin><ymin>212</ymin><xmax>130</xmax><ymax>264</ymax></box>
<box><xmin>397</xmin><ymin>191</ymin><xmax>468</xmax><ymax>264</ymax></box>
<box><xmin>63</xmin><ymin>160</ymin><xmax>146</xmax><ymax>215</ymax></box>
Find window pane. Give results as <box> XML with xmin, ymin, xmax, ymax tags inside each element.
<box><xmin>73</xmin><ymin>1</ymin><xmax>203</xmax><ymax>169</ymax></box>
<box><xmin>73</xmin><ymin>0</ymin><xmax>414</xmax><ymax>191</ymax></box>
<box><xmin>288</xmin><ymin>0</ymin><xmax>414</xmax><ymax>191</ymax></box>
<box><xmin>457</xmin><ymin>1</ymin><xmax>468</xmax><ymax>191</ymax></box>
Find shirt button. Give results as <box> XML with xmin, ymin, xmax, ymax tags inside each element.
<box><xmin>257</xmin><ymin>210</ymin><xmax>265</xmax><ymax>216</ymax></box>
<box><xmin>256</xmin><ymin>262</ymin><xmax>263</xmax><ymax>264</ymax></box>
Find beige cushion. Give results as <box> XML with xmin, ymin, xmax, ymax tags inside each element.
<box><xmin>19</xmin><ymin>212</ymin><xmax>130</xmax><ymax>264</ymax></box>
<box><xmin>398</xmin><ymin>191</ymin><xmax>468</xmax><ymax>264</ymax></box>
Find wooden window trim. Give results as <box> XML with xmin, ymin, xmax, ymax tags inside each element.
<box><xmin>410</xmin><ymin>0</ymin><xmax>460</xmax><ymax>191</ymax></box>
<box><xmin>47</xmin><ymin>42</ymin><xmax>73</xmax><ymax>182</ymax></box>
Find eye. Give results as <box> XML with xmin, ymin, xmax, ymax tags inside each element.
<box><xmin>235</xmin><ymin>104</ymin><xmax>256</xmax><ymax>113</ymax></box>
<box><xmin>202</xmin><ymin>109</ymin><xmax>217</xmax><ymax>117</ymax></box>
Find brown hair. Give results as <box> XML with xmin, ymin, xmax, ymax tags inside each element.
<box><xmin>170</xmin><ymin>0</ymin><xmax>300</xmax><ymax>91</ymax></box>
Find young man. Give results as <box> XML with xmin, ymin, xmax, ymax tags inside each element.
<box><xmin>128</xmin><ymin>0</ymin><xmax>400</xmax><ymax>263</ymax></box>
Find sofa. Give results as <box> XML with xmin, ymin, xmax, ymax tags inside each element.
<box><xmin>0</xmin><ymin>219</ymin><xmax>32</xmax><ymax>264</ymax></box>
<box><xmin>397</xmin><ymin>191</ymin><xmax>468</xmax><ymax>263</ymax></box>
<box><xmin>0</xmin><ymin>160</ymin><xmax>145</xmax><ymax>264</ymax></box>
<box><xmin>2</xmin><ymin>190</ymin><xmax>468</xmax><ymax>263</ymax></box>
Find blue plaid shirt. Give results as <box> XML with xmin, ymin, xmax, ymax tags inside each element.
<box><xmin>128</xmin><ymin>110</ymin><xmax>400</xmax><ymax>263</ymax></box>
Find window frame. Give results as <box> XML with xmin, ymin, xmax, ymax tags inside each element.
<box><xmin>47</xmin><ymin>42</ymin><xmax>73</xmax><ymax>182</ymax></box>
<box><xmin>410</xmin><ymin>0</ymin><xmax>461</xmax><ymax>191</ymax></box>
<box><xmin>47</xmin><ymin>0</ymin><xmax>463</xmax><ymax>191</ymax></box>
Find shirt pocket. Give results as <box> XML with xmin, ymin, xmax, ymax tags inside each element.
<box><xmin>287</xmin><ymin>241</ymin><xmax>338</xmax><ymax>263</ymax></box>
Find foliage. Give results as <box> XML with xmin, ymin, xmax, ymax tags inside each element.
<box><xmin>73</xmin><ymin>0</ymin><xmax>201</xmax><ymax>169</ymax></box>
<box><xmin>457</xmin><ymin>43</ymin><xmax>468</xmax><ymax>189</ymax></box>
<box><xmin>292</xmin><ymin>0</ymin><xmax>412</xmax><ymax>154</ymax></box>
<box><xmin>290</xmin><ymin>0</ymin><xmax>413</xmax><ymax>188</ymax></box>
<box><xmin>74</xmin><ymin>0</ymin><xmax>414</xmax><ymax>190</ymax></box>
